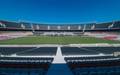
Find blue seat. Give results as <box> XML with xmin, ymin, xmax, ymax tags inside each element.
<box><xmin>89</xmin><ymin>72</ymin><xmax>97</xmax><ymax>75</ymax></box>
<box><xmin>81</xmin><ymin>72</ymin><xmax>88</xmax><ymax>75</ymax></box>
<box><xmin>114</xmin><ymin>71</ymin><xmax>120</xmax><ymax>75</ymax></box>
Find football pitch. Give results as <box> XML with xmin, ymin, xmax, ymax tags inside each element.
<box><xmin>0</xmin><ymin>36</ymin><xmax>119</xmax><ymax>45</ymax></box>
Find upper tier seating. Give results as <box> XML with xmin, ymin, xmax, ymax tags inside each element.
<box><xmin>0</xmin><ymin>20</ymin><xmax>120</xmax><ymax>31</ymax></box>
<box><xmin>0</xmin><ymin>21</ymin><xmax>21</xmax><ymax>29</ymax></box>
<box><xmin>85</xmin><ymin>23</ymin><xmax>96</xmax><ymax>30</ymax></box>
<box><xmin>113</xmin><ymin>21</ymin><xmax>120</xmax><ymax>28</ymax></box>
<box><xmin>20</xmin><ymin>22</ymin><xmax>32</xmax><ymax>30</ymax></box>
<box><xmin>95</xmin><ymin>22</ymin><xmax>112</xmax><ymax>29</ymax></box>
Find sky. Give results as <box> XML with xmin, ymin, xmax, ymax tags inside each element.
<box><xmin>0</xmin><ymin>0</ymin><xmax>120</xmax><ymax>24</ymax></box>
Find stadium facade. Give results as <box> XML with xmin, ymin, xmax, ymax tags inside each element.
<box><xmin>0</xmin><ymin>20</ymin><xmax>120</xmax><ymax>75</ymax></box>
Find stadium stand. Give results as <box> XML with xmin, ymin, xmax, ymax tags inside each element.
<box><xmin>0</xmin><ymin>47</ymin><xmax>35</xmax><ymax>55</ymax></box>
<box><xmin>61</xmin><ymin>47</ymin><xmax>99</xmax><ymax>55</ymax></box>
<box><xmin>0</xmin><ymin>20</ymin><xmax>21</xmax><ymax>29</ymax></box>
<box><xmin>0</xmin><ymin>19</ymin><xmax>120</xmax><ymax>75</ymax></box>
<box><xmin>0</xmin><ymin>57</ymin><xmax>53</xmax><ymax>75</ymax></box>
<box><xmin>113</xmin><ymin>21</ymin><xmax>120</xmax><ymax>29</ymax></box>
<box><xmin>0</xmin><ymin>20</ymin><xmax>119</xmax><ymax>31</ymax></box>
<box><xmin>17</xmin><ymin>47</ymin><xmax>57</xmax><ymax>56</ymax></box>
<box><xmin>69</xmin><ymin>25</ymin><xmax>79</xmax><ymax>30</ymax></box>
<box><xmin>0</xmin><ymin>46</ymin><xmax>120</xmax><ymax>75</ymax></box>
<box><xmin>95</xmin><ymin>22</ymin><xmax>113</xmax><ymax>29</ymax></box>
<box><xmin>0</xmin><ymin>31</ymin><xmax>32</xmax><ymax>40</ymax></box>
<box><xmin>83</xmin><ymin>47</ymin><xmax>120</xmax><ymax>54</ymax></box>
<box><xmin>65</xmin><ymin>56</ymin><xmax>120</xmax><ymax>75</ymax></box>
<box><xmin>0</xmin><ymin>47</ymin><xmax>57</xmax><ymax>56</ymax></box>
<box><xmin>0</xmin><ymin>20</ymin><xmax>120</xmax><ymax>36</ymax></box>
<box><xmin>49</xmin><ymin>25</ymin><xmax>58</xmax><ymax>30</ymax></box>
<box><xmin>32</xmin><ymin>24</ymin><xmax>37</xmax><ymax>30</ymax></box>
<box><xmin>20</xmin><ymin>22</ymin><xmax>32</xmax><ymax>30</ymax></box>
<box><xmin>61</xmin><ymin>47</ymin><xmax>120</xmax><ymax>55</ymax></box>
<box><xmin>60</xmin><ymin>25</ymin><xmax>69</xmax><ymax>30</ymax></box>
<box><xmin>85</xmin><ymin>23</ymin><xmax>96</xmax><ymax>30</ymax></box>
<box><xmin>39</xmin><ymin>24</ymin><xmax>49</xmax><ymax>30</ymax></box>
<box><xmin>0</xmin><ymin>22</ymin><xmax>5</xmax><ymax>28</ymax></box>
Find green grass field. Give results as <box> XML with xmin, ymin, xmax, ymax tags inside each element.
<box><xmin>0</xmin><ymin>36</ymin><xmax>119</xmax><ymax>45</ymax></box>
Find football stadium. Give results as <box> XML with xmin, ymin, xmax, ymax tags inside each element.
<box><xmin>0</xmin><ymin>20</ymin><xmax>120</xmax><ymax>75</ymax></box>
<box><xmin>0</xmin><ymin>0</ymin><xmax>120</xmax><ymax>75</ymax></box>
